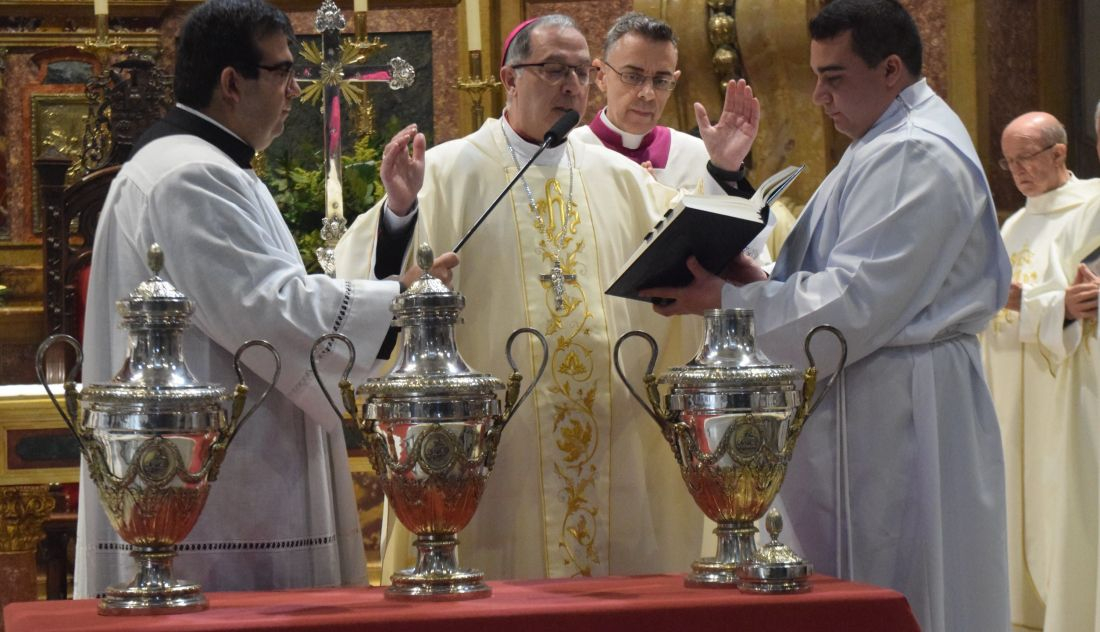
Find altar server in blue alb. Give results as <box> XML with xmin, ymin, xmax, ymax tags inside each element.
<box><xmin>76</xmin><ymin>0</ymin><xmax>457</xmax><ymax>598</ymax></box>
<box><xmin>640</xmin><ymin>1</ymin><xmax>1011</xmax><ymax>630</ymax></box>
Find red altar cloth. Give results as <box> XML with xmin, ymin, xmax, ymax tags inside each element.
<box><xmin>4</xmin><ymin>574</ymin><xmax>919</xmax><ymax>632</ymax></box>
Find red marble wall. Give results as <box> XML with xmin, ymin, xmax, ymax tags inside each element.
<box><xmin>899</xmin><ymin>0</ymin><xmax>948</xmax><ymax>99</ymax></box>
<box><xmin>892</xmin><ymin>0</ymin><xmax>1044</xmax><ymax>214</ymax></box>
<box><xmin>522</xmin><ymin>0</ymin><xmax>634</xmax><ymax>121</ymax></box>
<box><xmin>984</xmin><ymin>0</ymin><xmax>1040</xmax><ymax>214</ymax></box>
<box><xmin>3</xmin><ymin>53</ymin><xmax>38</xmax><ymax>244</ymax></box>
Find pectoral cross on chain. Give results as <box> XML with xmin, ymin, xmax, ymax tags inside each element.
<box><xmin>540</xmin><ymin>258</ymin><xmax>576</xmax><ymax>311</ymax></box>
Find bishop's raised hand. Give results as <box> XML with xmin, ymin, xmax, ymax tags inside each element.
<box><xmin>381</xmin><ymin>123</ymin><xmax>426</xmax><ymax>216</ymax></box>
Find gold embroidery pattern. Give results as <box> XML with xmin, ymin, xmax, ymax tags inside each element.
<box><xmin>532</xmin><ymin>177</ymin><xmax>601</xmax><ymax>576</ymax></box>
<box><xmin>993</xmin><ymin>248</ymin><xmax>1037</xmax><ymax>333</ymax></box>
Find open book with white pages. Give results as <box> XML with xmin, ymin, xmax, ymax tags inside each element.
<box><xmin>606</xmin><ymin>164</ymin><xmax>805</xmax><ymax>302</ymax></box>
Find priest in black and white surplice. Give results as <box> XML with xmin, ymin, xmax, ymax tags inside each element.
<box><xmin>75</xmin><ymin>0</ymin><xmax>457</xmax><ymax>598</ymax></box>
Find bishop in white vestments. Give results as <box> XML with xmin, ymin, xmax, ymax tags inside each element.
<box><xmin>336</xmin><ymin>14</ymin><xmax>758</xmax><ymax>580</ymax></box>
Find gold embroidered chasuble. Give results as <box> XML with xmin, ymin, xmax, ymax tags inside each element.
<box><xmin>335</xmin><ymin>118</ymin><xmax>703</xmax><ymax>579</ymax></box>
<box><xmin>980</xmin><ymin>176</ymin><xmax>1100</xmax><ymax>632</ymax></box>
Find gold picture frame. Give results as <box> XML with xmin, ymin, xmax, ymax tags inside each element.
<box><xmin>28</xmin><ymin>92</ymin><xmax>89</xmax><ymax>233</ymax></box>
<box><xmin>0</xmin><ymin>395</ymin><xmax>79</xmax><ymax>486</ymax></box>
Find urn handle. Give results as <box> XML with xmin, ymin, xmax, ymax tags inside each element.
<box><xmin>225</xmin><ymin>339</ymin><xmax>281</xmax><ymax>444</ymax></box>
<box><xmin>784</xmin><ymin>324</ymin><xmax>847</xmax><ymax>455</ymax></box>
<box><xmin>310</xmin><ymin>333</ymin><xmax>361</xmax><ymax>430</ymax></box>
<box><xmin>612</xmin><ymin>330</ymin><xmax>675</xmax><ymax>432</ymax></box>
<box><xmin>500</xmin><ymin>327</ymin><xmax>550</xmax><ymax>427</ymax></box>
<box><xmin>34</xmin><ymin>334</ymin><xmax>84</xmax><ymax>439</ymax></box>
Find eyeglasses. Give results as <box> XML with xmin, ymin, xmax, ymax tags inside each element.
<box><xmin>601</xmin><ymin>61</ymin><xmax>677</xmax><ymax>92</ymax></box>
<box><xmin>998</xmin><ymin>143</ymin><xmax>1058</xmax><ymax>171</ymax></box>
<box><xmin>251</xmin><ymin>61</ymin><xmax>296</xmax><ymax>85</ymax></box>
<box><xmin>510</xmin><ymin>62</ymin><xmax>594</xmax><ymax>86</ymax></box>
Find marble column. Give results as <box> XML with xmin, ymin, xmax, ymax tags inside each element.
<box><xmin>0</xmin><ymin>485</ymin><xmax>55</xmax><ymax>627</ymax></box>
<box><xmin>734</xmin><ymin>0</ymin><xmax>831</xmax><ymax>211</ymax></box>
<box><xmin>635</xmin><ymin>0</ymin><xmax>722</xmax><ymax>133</ymax></box>
<box><xmin>635</xmin><ymin>0</ymin><xmax>830</xmax><ymax>213</ymax></box>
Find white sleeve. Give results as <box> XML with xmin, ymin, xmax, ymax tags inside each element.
<box><xmin>148</xmin><ymin>163</ymin><xmax>399</xmax><ymax>430</ymax></box>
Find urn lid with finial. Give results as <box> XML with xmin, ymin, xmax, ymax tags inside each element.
<box><xmin>735</xmin><ymin>507</ymin><xmax>813</xmax><ymax>593</ymax></box>
<box><xmin>82</xmin><ymin>243</ymin><xmax>228</xmax><ymax>416</ymax></box>
<box><xmin>358</xmin><ymin>242</ymin><xmax>503</xmax><ymax>402</ymax></box>
<box><xmin>389</xmin><ymin>242</ymin><xmax>465</xmax><ymax>326</ymax></box>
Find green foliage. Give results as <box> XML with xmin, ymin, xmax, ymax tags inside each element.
<box><xmin>260</xmin><ymin>120</ymin><xmax>402</xmax><ymax>273</ymax></box>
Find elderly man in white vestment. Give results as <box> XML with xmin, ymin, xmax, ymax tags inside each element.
<box><xmin>985</xmin><ymin>110</ymin><xmax>1100</xmax><ymax>632</ymax></box>
<box><xmin>75</xmin><ymin>0</ymin><xmax>457</xmax><ymax>598</ymax></box>
<box><xmin>640</xmin><ymin>1</ymin><xmax>1011</xmax><ymax>630</ymax></box>
<box><xmin>335</xmin><ymin>14</ymin><xmax>760</xmax><ymax>579</ymax></box>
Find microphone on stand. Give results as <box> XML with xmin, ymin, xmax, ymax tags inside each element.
<box><xmin>451</xmin><ymin>109</ymin><xmax>580</xmax><ymax>253</ymax></box>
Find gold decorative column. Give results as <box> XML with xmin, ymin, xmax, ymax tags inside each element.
<box><xmin>733</xmin><ymin>0</ymin><xmax>831</xmax><ymax>209</ymax></box>
<box><xmin>0</xmin><ymin>486</ymin><xmax>56</xmax><ymax>614</ymax></box>
<box><xmin>638</xmin><ymin>0</ymin><xmax>830</xmax><ymax>211</ymax></box>
<box><xmin>636</xmin><ymin>0</ymin><xmax>721</xmax><ymax>132</ymax></box>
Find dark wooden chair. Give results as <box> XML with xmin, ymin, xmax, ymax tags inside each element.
<box><xmin>37</xmin><ymin>53</ymin><xmax>171</xmax><ymax>383</ymax></box>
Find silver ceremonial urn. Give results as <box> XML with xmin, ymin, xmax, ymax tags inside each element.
<box><xmin>313</xmin><ymin>244</ymin><xmax>548</xmax><ymax>601</ymax></box>
<box><xmin>35</xmin><ymin>244</ymin><xmax>279</xmax><ymax>615</ymax></box>
<box><xmin>613</xmin><ymin>308</ymin><xmax>846</xmax><ymax>588</ymax></box>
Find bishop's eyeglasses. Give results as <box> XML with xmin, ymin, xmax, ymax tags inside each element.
<box><xmin>601</xmin><ymin>61</ymin><xmax>677</xmax><ymax>92</ymax></box>
<box><xmin>998</xmin><ymin>143</ymin><xmax>1057</xmax><ymax>171</ymax></box>
<box><xmin>510</xmin><ymin>62</ymin><xmax>595</xmax><ymax>86</ymax></box>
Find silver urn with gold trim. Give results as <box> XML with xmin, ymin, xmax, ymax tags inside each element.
<box><xmin>313</xmin><ymin>244</ymin><xmax>548</xmax><ymax>601</ymax></box>
<box><xmin>614</xmin><ymin>308</ymin><xmax>845</xmax><ymax>588</ymax></box>
<box><xmin>35</xmin><ymin>244</ymin><xmax>279</xmax><ymax>615</ymax></box>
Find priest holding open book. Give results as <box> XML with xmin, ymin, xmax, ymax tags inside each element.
<box><xmin>335</xmin><ymin>14</ymin><xmax>763</xmax><ymax>582</ymax></box>
<box><xmin>640</xmin><ymin>1</ymin><xmax>1010</xmax><ymax>631</ymax></box>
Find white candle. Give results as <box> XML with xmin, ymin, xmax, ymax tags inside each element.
<box><xmin>325</xmin><ymin>162</ymin><xmax>344</xmax><ymax>219</ymax></box>
<box><xmin>465</xmin><ymin>0</ymin><xmax>481</xmax><ymax>50</ymax></box>
<box><xmin>94</xmin><ymin>0</ymin><xmax>108</xmax><ymax>15</ymax></box>
<box><xmin>354</xmin><ymin>0</ymin><xmax>367</xmax><ymax>12</ymax></box>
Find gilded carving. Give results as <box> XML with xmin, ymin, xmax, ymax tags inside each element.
<box><xmin>0</xmin><ymin>484</ymin><xmax>55</xmax><ymax>552</ymax></box>
<box><xmin>734</xmin><ymin>0</ymin><xmax>832</xmax><ymax>207</ymax></box>
<box><xmin>706</xmin><ymin>3</ymin><xmax>743</xmax><ymax>90</ymax></box>
<box><xmin>29</xmin><ymin>92</ymin><xmax>89</xmax><ymax>232</ymax></box>
<box><xmin>635</xmin><ymin>0</ymin><xmax>831</xmax><ymax>209</ymax></box>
